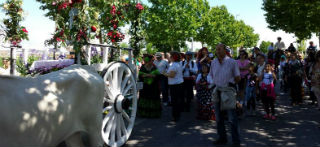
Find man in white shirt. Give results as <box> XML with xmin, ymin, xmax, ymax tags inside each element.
<box><xmin>181</xmin><ymin>51</ymin><xmax>198</xmax><ymax>112</ymax></box>
<box><xmin>210</xmin><ymin>43</ymin><xmax>241</xmax><ymax>146</ymax></box>
<box><xmin>274</xmin><ymin>37</ymin><xmax>285</xmax><ymax>50</ymax></box>
<box><xmin>154</xmin><ymin>52</ymin><xmax>170</xmax><ymax>105</ymax></box>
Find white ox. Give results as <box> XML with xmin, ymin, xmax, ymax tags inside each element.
<box><xmin>0</xmin><ymin>65</ymin><xmax>105</xmax><ymax>147</ymax></box>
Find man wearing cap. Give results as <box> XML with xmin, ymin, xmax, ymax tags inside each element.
<box><xmin>154</xmin><ymin>52</ymin><xmax>170</xmax><ymax>105</ymax></box>
<box><xmin>181</xmin><ymin>51</ymin><xmax>198</xmax><ymax>112</ymax></box>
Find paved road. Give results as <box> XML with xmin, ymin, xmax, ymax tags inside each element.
<box><xmin>125</xmin><ymin>86</ymin><xmax>320</xmax><ymax>147</ymax></box>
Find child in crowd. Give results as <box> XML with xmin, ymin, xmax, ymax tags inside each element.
<box><xmin>245</xmin><ymin>63</ymin><xmax>258</xmax><ymax>116</ymax></box>
<box><xmin>195</xmin><ymin>64</ymin><xmax>215</xmax><ymax>120</ymax></box>
<box><xmin>260</xmin><ymin>63</ymin><xmax>277</xmax><ymax>120</ymax></box>
<box><xmin>279</xmin><ymin>55</ymin><xmax>287</xmax><ymax>91</ymax></box>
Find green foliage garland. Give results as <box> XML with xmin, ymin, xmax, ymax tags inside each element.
<box><xmin>1</xmin><ymin>0</ymin><xmax>29</xmax><ymax>46</ymax></box>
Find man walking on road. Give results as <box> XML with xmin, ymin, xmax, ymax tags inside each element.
<box><xmin>210</xmin><ymin>43</ymin><xmax>241</xmax><ymax>147</ymax></box>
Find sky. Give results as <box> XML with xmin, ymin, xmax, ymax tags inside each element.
<box><xmin>0</xmin><ymin>0</ymin><xmax>318</xmax><ymax>50</ymax></box>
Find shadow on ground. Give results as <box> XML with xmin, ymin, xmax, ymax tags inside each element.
<box><xmin>125</xmin><ymin>85</ymin><xmax>320</xmax><ymax>147</ymax></box>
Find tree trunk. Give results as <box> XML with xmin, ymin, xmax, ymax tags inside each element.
<box><xmin>53</xmin><ymin>43</ymin><xmax>57</xmax><ymax>60</ymax></box>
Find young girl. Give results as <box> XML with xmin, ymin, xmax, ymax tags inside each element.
<box><xmin>260</xmin><ymin>63</ymin><xmax>277</xmax><ymax>120</ymax></box>
<box><xmin>195</xmin><ymin>64</ymin><xmax>215</xmax><ymax>120</ymax></box>
<box><xmin>245</xmin><ymin>63</ymin><xmax>258</xmax><ymax>116</ymax></box>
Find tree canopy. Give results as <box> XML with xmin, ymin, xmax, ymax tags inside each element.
<box><xmin>263</xmin><ymin>0</ymin><xmax>320</xmax><ymax>42</ymax></box>
<box><xmin>259</xmin><ymin>40</ymin><xmax>272</xmax><ymax>53</ymax></box>
<box><xmin>146</xmin><ymin>1</ymin><xmax>259</xmax><ymax>52</ymax></box>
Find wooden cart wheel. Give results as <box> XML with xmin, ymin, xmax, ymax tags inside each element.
<box><xmin>101</xmin><ymin>62</ymin><xmax>137</xmax><ymax>147</ymax></box>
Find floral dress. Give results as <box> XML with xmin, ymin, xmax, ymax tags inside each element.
<box><xmin>196</xmin><ymin>74</ymin><xmax>215</xmax><ymax>120</ymax></box>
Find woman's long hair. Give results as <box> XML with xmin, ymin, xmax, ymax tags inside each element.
<box><xmin>197</xmin><ymin>47</ymin><xmax>208</xmax><ymax>62</ymax></box>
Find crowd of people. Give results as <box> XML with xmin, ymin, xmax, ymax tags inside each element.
<box><xmin>135</xmin><ymin>37</ymin><xmax>320</xmax><ymax>146</ymax></box>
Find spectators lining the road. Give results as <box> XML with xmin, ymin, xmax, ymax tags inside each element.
<box><xmin>135</xmin><ymin>38</ymin><xmax>320</xmax><ymax>146</ymax></box>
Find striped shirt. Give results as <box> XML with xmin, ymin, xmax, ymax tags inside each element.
<box><xmin>209</xmin><ymin>56</ymin><xmax>240</xmax><ymax>87</ymax></box>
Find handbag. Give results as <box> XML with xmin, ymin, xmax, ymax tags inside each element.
<box><xmin>213</xmin><ymin>87</ymin><xmax>237</xmax><ymax>110</ymax></box>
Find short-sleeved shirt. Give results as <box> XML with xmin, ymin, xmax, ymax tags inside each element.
<box><xmin>181</xmin><ymin>60</ymin><xmax>198</xmax><ymax>77</ymax></box>
<box><xmin>167</xmin><ymin>62</ymin><xmax>184</xmax><ymax>85</ymax></box>
<box><xmin>236</xmin><ymin>59</ymin><xmax>250</xmax><ymax>78</ymax></box>
<box><xmin>262</xmin><ymin>72</ymin><xmax>274</xmax><ymax>85</ymax></box>
<box><xmin>209</xmin><ymin>56</ymin><xmax>240</xmax><ymax>87</ymax></box>
<box><xmin>275</xmin><ymin>41</ymin><xmax>285</xmax><ymax>50</ymax></box>
<box><xmin>154</xmin><ymin>59</ymin><xmax>169</xmax><ymax>74</ymax></box>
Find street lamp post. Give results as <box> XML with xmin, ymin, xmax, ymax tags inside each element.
<box><xmin>10</xmin><ymin>46</ymin><xmax>16</xmax><ymax>75</ymax></box>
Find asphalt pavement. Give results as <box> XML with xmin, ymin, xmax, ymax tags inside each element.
<box><xmin>125</xmin><ymin>85</ymin><xmax>320</xmax><ymax>147</ymax></box>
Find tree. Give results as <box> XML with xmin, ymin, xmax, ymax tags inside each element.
<box><xmin>193</xmin><ymin>0</ymin><xmax>210</xmax><ymax>46</ymax></box>
<box><xmin>146</xmin><ymin>0</ymin><xmax>199</xmax><ymax>52</ymax></box>
<box><xmin>259</xmin><ymin>41</ymin><xmax>272</xmax><ymax>53</ymax></box>
<box><xmin>297</xmin><ymin>40</ymin><xmax>306</xmax><ymax>53</ymax></box>
<box><xmin>263</xmin><ymin>0</ymin><xmax>320</xmax><ymax>45</ymax></box>
<box><xmin>144</xmin><ymin>43</ymin><xmax>158</xmax><ymax>54</ymax></box>
<box><xmin>202</xmin><ymin>6</ymin><xmax>259</xmax><ymax>49</ymax></box>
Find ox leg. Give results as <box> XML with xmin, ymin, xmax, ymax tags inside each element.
<box><xmin>65</xmin><ymin>132</ymin><xmax>85</xmax><ymax>147</ymax></box>
<box><xmin>88</xmin><ymin>126</ymin><xmax>104</xmax><ymax>147</ymax></box>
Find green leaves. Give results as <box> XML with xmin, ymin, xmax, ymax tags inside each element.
<box><xmin>145</xmin><ymin>1</ymin><xmax>259</xmax><ymax>52</ymax></box>
<box><xmin>197</xmin><ymin>6</ymin><xmax>259</xmax><ymax>49</ymax></box>
<box><xmin>259</xmin><ymin>41</ymin><xmax>272</xmax><ymax>54</ymax></box>
<box><xmin>263</xmin><ymin>0</ymin><xmax>320</xmax><ymax>40</ymax></box>
<box><xmin>1</xmin><ymin>0</ymin><xmax>28</xmax><ymax>45</ymax></box>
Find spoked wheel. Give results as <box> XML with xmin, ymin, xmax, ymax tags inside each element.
<box><xmin>101</xmin><ymin>62</ymin><xmax>137</xmax><ymax>147</ymax></box>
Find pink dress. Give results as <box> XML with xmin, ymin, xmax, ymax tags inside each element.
<box><xmin>236</xmin><ymin>59</ymin><xmax>250</xmax><ymax>78</ymax></box>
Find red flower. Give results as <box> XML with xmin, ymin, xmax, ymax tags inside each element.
<box><xmin>58</xmin><ymin>2</ymin><xmax>69</xmax><ymax>10</ymax></box>
<box><xmin>107</xmin><ymin>31</ymin><xmax>113</xmax><ymax>37</ymax></box>
<box><xmin>136</xmin><ymin>3</ymin><xmax>144</xmax><ymax>10</ymax></box>
<box><xmin>56</xmin><ymin>37</ymin><xmax>62</xmax><ymax>42</ymax></box>
<box><xmin>22</xmin><ymin>28</ymin><xmax>28</xmax><ymax>33</ymax></box>
<box><xmin>91</xmin><ymin>26</ymin><xmax>97</xmax><ymax>32</ymax></box>
<box><xmin>113</xmin><ymin>24</ymin><xmax>117</xmax><ymax>29</ymax></box>
<box><xmin>12</xmin><ymin>41</ymin><xmax>17</xmax><ymax>46</ymax></box>
<box><xmin>111</xmin><ymin>39</ymin><xmax>115</xmax><ymax>43</ymax></box>
<box><xmin>117</xmin><ymin>11</ymin><xmax>122</xmax><ymax>15</ymax></box>
<box><xmin>59</xmin><ymin>30</ymin><xmax>64</xmax><ymax>36</ymax></box>
<box><xmin>110</xmin><ymin>5</ymin><xmax>116</xmax><ymax>16</ymax></box>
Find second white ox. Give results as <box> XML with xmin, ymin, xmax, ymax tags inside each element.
<box><xmin>0</xmin><ymin>65</ymin><xmax>105</xmax><ymax>147</ymax></box>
